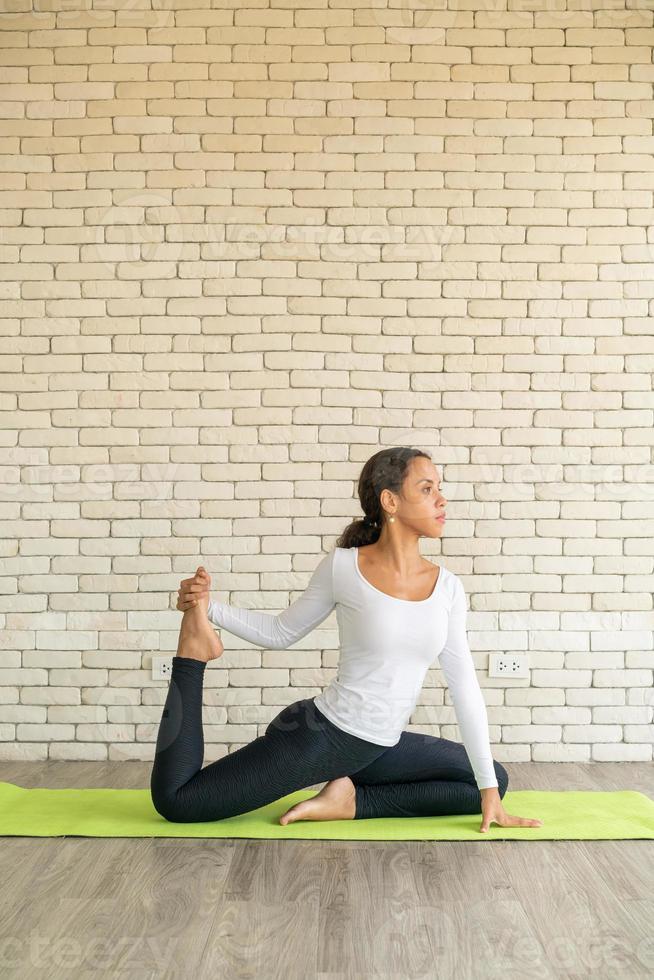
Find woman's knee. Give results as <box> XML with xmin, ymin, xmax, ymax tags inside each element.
<box><xmin>150</xmin><ymin>786</ymin><xmax>192</xmax><ymax>824</ymax></box>
<box><xmin>494</xmin><ymin>760</ymin><xmax>509</xmax><ymax>798</ymax></box>
<box><xmin>152</xmin><ymin>793</ymin><xmax>180</xmax><ymax>823</ymax></box>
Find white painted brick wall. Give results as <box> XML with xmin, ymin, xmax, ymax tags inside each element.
<box><xmin>1</xmin><ymin>1</ymin><xmax>653</xmax><ymax>765</ymax></box>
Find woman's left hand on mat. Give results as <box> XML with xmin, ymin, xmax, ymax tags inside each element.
<box><xmin>479</xmin><ymin>793</ymin><xmax>543</xmax><ymax>834</ymax></box>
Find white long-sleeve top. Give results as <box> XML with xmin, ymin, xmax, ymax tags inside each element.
<box><xmin>207</xmin><ymin>546</ymin><xmax>499</xmax><ymax>789</ymax></box>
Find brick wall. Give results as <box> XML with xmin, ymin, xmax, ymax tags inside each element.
<box><xmin>1</xmin><ymin>0</ymin><xmax>653</xmax><ymax>764</ymax></box>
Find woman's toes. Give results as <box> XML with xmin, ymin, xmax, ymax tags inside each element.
<box><xmin>279</xmin><ymin>804</ymin><xmax>302</xmax><ymax>825</ymax></box>
<box><xmin>278</xmin><ymin>787</ymin><xmax>355</xmax><ymax>826</ymax></box>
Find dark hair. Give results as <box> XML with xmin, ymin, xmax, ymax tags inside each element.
<box><xmin>335</xmin><ymin>447</ymin><xmax>433</xmax><ymax>549</ymax></box>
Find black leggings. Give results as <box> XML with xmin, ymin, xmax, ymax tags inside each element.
<box><xmin>150</xmin><ymin>657</ymin><xmax>509</xmax><ymax>824</ymax></box>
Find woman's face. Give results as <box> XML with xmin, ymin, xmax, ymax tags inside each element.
<box><xmin>385</xmin><ymin>459</ymin><xmax>448</xmax><ymax>538</ymax></box>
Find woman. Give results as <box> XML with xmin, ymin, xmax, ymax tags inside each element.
<box><xmin>150</xmin><ymin>447</ymin><xmax>543</xmax><ymax>833</ymax></box>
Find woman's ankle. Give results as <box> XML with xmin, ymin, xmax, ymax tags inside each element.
<box><xmin>172</xmin><ymin>654</ymin><xmax>207</xmax><ymax>668</ymax></box>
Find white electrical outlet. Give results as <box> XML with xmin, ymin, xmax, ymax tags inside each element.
<box><xmin>151</xmin><ymin>656</ymin><xmax>174</xmax><ymax>681</ymax></box>
<box><xmin>488</xmin><ymin>653</ymin><xmax>529</xmax><ymax>678</ymax></box>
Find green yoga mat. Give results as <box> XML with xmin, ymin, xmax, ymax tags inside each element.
<box><xmin>0</xmin><ymin>782</ymin><xmax>653</xmax><ymax>839</ymax></box>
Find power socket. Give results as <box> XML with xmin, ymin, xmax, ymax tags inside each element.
<box><xmin>488</xmin><ymin>653</ymin><xmax>529</xmax><ymax>678</ymax></box>
<box><xmin>151</xmin><ymin>656</ymin><xmax>174</xmax><ymax>681</ymax></box>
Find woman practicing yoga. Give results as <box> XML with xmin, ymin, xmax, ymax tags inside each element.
<box><xmin>150</xmin><ymin>447</ymin><xmax>543</xmax><ymax>833</ymax></box>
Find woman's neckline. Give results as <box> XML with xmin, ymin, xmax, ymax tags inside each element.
<box><xmin>352</xmin><ymin>547</ymin><xmax>444</xmax><ymax>604</ymax></box>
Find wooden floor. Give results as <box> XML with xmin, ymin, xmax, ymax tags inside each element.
<box><xmin>1</xmin><ymin>761</ymin><xmax>652</xmax><ymax>980</ymax></box>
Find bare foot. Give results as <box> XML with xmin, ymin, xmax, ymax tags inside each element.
<box><xmin>176</xmin><ymin>573</ymin><xmax>224</xmax><ymax>664</ymax></box>
<box><xmin>279</xmin><ymin>776</ymin><xmax>356</xmax><ymax>825</ymax></box>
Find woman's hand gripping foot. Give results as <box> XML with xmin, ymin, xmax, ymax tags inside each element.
<box><xmin>279</xmin><ymin>776</ymin><xmax>357</xmax><ymax>826</ymax></box>
<box><xmin>176</xmin><ymin>566</ymin><xmax>224</xmax><ymax>664</ymax></box>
